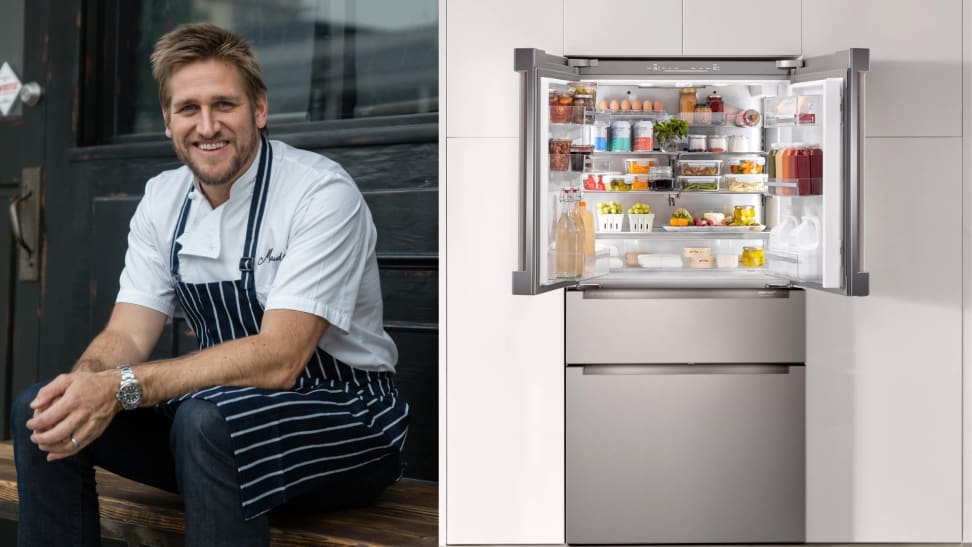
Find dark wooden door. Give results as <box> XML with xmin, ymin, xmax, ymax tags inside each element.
<box><xmin>0</xmin><ymin>0</ymin><xmax>64</xmax><ymax>436</ymax></box>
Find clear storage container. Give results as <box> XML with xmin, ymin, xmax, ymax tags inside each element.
<box><xmin>677</xmin><ymin>159</ymin><xmax>722</xmax><ymax>176</ymax></box>
<box><xmin>727</xmin><ymin>157</ymin><xmax>765</xmax><ymax>174</ymax></box>
<box><xmin>625</xmin><ymin>158</ymin><xmax>656</xmax><ymax>174</ymax></box>
<box><xmin>678</xmin><ymin>176</ymin><xmax>721</xmax><ymax>192</ymax></box>
<box><xmin>725</xmin><ymin>174</ymin><xmax>769</xmax><ymax>193</ymax></box>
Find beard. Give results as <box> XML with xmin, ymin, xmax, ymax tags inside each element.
<box><xmin>172</xmin><ymin>114</ymin><xmax>261</xmax><ymax>188</ymax></box>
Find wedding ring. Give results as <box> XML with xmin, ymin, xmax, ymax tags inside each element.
<box><xmin>70</xmin><ymin>436</ymin><xmax>80</xmax><ymax>450</ymax></box>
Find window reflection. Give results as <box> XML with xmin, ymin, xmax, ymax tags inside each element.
<box><xmin>125</xmin><ymin>0</ymin><xmax>437</xmax><ymax>135</ymax></box>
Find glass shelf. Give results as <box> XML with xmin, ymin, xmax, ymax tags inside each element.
<box><xmin>595</xmin><ymin>231</ymin><xmax>770</xmax><ymax>240</ymax></box>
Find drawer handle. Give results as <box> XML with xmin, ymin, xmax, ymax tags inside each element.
<box><xmin>581</xmin><ymin>364</ymin><xmax>796</xmax><ymax>375</ymax></box>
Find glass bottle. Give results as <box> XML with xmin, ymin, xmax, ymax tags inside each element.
<box><xmin>576</xmin><ymin>196</ymin><xmax>596</xmax><ymax>276</ymax></box>
<box><xmin>707</xmin><ymin>90</ymin><xmax>724</xmax><ymax>113</ymax></box>
<box><xmin>554</xmin><ymin>189</ymin><xmax>582</xmax><ymax>278</ymax></box>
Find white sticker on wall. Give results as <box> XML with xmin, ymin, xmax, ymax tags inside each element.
<box><xmin>0</xmin><ymin>62</ymin><xmax>24</xmax><ymax>116</ymax></box>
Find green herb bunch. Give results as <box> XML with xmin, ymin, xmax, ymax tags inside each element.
<box><xmin>653</xmin><ymin>117</ymin><xmax>689</xmax><ymax>142</ymax></box>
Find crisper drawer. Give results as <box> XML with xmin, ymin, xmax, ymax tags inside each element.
<box><xmin>566</xmin><ymin>364</ymin><xmax>805</xmax><ymax>544</ymax></box>
<box><xmin>566</xmin><ymin>289</ymin><xmax>805</xmax><ymax>364</ymax></box>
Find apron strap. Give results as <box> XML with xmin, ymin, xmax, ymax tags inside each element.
<box><xmin>169</xmin><ymin>184</ymin><xmax>195</xmax><ymax>283</ymax></box>
<box><xmin>240</xmin><ymin>137</ymin><xmax>273</xmax><ymax>289</ymax></box>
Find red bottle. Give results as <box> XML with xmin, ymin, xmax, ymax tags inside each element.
<box><xmin>808</xmin><ymin>146</ymin><xmax>823</xmax><ymax>194</ymax></box>
<box><xmin>795</xmin><ymin>146</ymin><xmax>811</xmax><ymax>196</ymax></box>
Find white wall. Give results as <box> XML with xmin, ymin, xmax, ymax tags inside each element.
<box><xmin>802</xmin><ymin>0</ymin><xmax>964</xmax><ymax>542</ymax></box>
<box><xmin>442</xmin><ymin>0</ymin><xmax>567</xmax><ymax>544</ymax></box>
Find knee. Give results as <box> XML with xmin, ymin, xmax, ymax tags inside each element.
<box><xmin>11</xmin><ymin>383</ymin><xmax>45</xmax><ymax>441</ymax></box>
<box><xmin>169</xmin><ymin>399</ymin><xmax>232</xmax><ymax>456</ymax></box>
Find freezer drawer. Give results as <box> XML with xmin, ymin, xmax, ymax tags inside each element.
<box><xmin>566</xmin><ymin>289</ymin><xmax>805</xmax><ymax>364</ymax></box>
<box><xmin>566</xmin><ymin>364</ymin><xmax>805</xmax><ymax>544</ymax></box>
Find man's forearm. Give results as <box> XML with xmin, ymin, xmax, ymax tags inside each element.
<box><xmin>71</xmin><ymin>329</ymin><xmax>155</xmax><ymax>373</ymax></box>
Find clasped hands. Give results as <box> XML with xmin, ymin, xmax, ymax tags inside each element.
<box><xmin>26</xmin><ymin>371</ymin><xmax>121</xmax><ymax>461</ymax></box>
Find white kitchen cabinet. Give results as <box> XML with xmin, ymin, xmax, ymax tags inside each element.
<box><xmin>564</xmin><ymin>0</ymin><xmax>681</xmax><ymax>57</ymax></box>
<box><xmin>805</xmin><ymin>137</ymin><xmax>963</xmax><ymax>542</ymax></box>
<box><xmin>445</xmin><ymin>0</ymin><xmax>563</xmax><ymax>138</ymax></box>
<box><xmin>445</xmin><ymin>136</ymin><xmax>566</xmax><ymax>544</ymax></box>
<box><xmin>802</xmin><ymin>0</ymin><xmax>962</xmax><ymax>137</ymax></box>
<box><xmin>682</xmin><ymin>0</ymin><xmax>800</xmax><ymax>56</ymax></box>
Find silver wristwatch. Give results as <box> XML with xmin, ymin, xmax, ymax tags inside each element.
<box><xmin>115</xmin><ymin>365</ymin><xmax>142</xmax><ymax>410</ymax></box>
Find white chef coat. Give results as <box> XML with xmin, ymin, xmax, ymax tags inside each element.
<box><xmin>116</xmin><ymin>139</ymin><xmax>398</xmax><ymax>372</ymax></box>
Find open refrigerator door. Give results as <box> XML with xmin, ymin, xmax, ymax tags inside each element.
<box><xmin>512</xmin><ymin>49</ymin><xmax>611</xmax><ymax>295</ymax></box>
<box><xmin>765</xmin><ymin>49</ymin><xmax>869</xmax><ymax>296</ymax></box>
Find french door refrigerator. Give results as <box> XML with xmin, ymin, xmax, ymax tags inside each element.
<box><xmin>511</xmin><ymin>48</ymin><xmax>869</xmax><ymax>545</ymax></box>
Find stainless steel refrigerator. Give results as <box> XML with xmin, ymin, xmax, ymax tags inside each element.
<box><xmin>511</xmin><ymin>48</ymin><xmax>869</xmax><ymax>544</ymax></box>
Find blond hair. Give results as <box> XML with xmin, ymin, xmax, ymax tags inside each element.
<box><xmin>151</xmin><ymin>23</ymin><xmax>268</xmax><ymax>135</ymax></box>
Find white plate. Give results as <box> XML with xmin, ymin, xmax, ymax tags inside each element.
<box><xmin>662</xmin><ymin>225</ymin><xmax>765</xmax><ymax>233</ymax></box>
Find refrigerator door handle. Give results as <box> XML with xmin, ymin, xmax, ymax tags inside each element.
<box><xmin>851</xmin><ymin>67</ymin><xmax>869</xmax><ymax>295</ymax></box>
<box><xmin>581</xmin><ymin>288</ymin><xmax>791</xmax><ymax>300</ymax></box>
<box><xmin>581</xmin><ymin>364</ymin><xmax>796</xmax><ymax>375</ymax></box>
<box><xmin>511</xmin><ymin>50</ymin><xmax>539</xmax><ymax>295</ymax></box>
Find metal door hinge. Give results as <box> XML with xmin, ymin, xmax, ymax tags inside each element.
<box><xmin>567</xmin><ymin>58</ymin><xmax>598</xmax><ymax>67</ymax></box>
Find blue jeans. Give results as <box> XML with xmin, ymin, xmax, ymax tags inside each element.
<box><xmin>11</xmin><ymin>382</ymin><xmax>402</xmax><ymax>547</ymax></box>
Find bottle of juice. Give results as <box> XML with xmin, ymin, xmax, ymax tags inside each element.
<box><xmin>577</xmin><ymin>199</ymin><xmax>596</xmax><ymax>275</ymax></box>
<box><xmin>568</xmin><ymin>190</ymin><xmax>587</xmax><ymax>277</ymax></box>
<box><xmin>766</xmin><ymin>146</ymin><xmax>777</xmax><ymax>180</ymax></box>
<box><xmin>776</xmin><ymin>146</ymin><xmax>787</xmax><ymax>183</ymax></box>
<box><xmin>785</xmin><ymin>146</ymin><xmax>800</xmax><ymax>186</ymax></box>
<box><xmin>554</xmin><ymin>189</ymin><xmax>582</xmax><ymax>278</ymax></box>
<box><xmin>808</xmin><ymin>145</ymin><xmax>823</xmax><ymax>194</ymax></box>
<box><xmin>795</xmin><ymin>146</ymin><xmax>811</xmax><ymax>195</ymax></box>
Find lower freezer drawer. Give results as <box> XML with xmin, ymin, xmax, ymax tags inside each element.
<box><xmin>566</xmin><ymin>364</ymin><xmax>805</xmax><ymax>544</ymax></box>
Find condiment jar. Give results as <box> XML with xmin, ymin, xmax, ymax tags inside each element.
<box><xmin>687</xmin><ymin>134</ymin><xmax>707</xmax><ymax>152</ymax></box>
<box><xmin>693</xmin><ymin>105</ymin><xmax>712</xmax><ymax>125</ymax></box>
<box><xmin>707</xmin><ymin>91</ymin><xmax>724</xmax><ymax>113</ymax></box>
<box><xmin>707</xmin><ymin>134</ymin><xmax>727</xmax><ymax>152</ymax></box>
<box><xmin>733</xmin><ymin>205</ymin><xmax>756</xmax><ymax>226</ymax></box>
<box><xmin>741</xmin><ymin>247</ymin><xmax>765</xmax><ymax>268</ymax></box>
<box><xmin>679</xmin><ymin>88</ymin><xmax>698</xmax><ymax>117</ymax></box>
<box><xmin>728</xmin><ymin>135</ymin><xmax>750</xmax><ymax>153</ymax></box>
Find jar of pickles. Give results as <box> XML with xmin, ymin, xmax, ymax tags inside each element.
<box><xmin>741</xmin><ymin>247</ymin><xmax>765</xmax><ymax>268</ymax></box>
<box><xmin>733</xmin><ymin>204</ymin><xmax>756</xmax><ymax>225</ymax></box>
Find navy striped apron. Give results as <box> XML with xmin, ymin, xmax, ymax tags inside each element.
<box><xmin>163</xmin><ymin>138</ymin><xmax>409</xmax><ymax>519</ymax></box>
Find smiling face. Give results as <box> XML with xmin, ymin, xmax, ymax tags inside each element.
<box><xmin>163</xmin><ymin>59</ymin><xmax>268</xmax><ymax>196</ymax></box>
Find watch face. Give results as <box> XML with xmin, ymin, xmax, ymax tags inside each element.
<box><xmin>117</xmin><ymin>382</ymin><xmax>142</xmax><ymax>409</ymax></box>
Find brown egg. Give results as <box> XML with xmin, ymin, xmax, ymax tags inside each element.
<box><xmin>631</xmin><ymin>98</ymin><xmax>643</xmax><ymax>110</ymax></box>
<box><xmin>653</xmin><ymin>100</ymin><xmax>665</xmax><ymax>112</ymax></box>
<box><xmin>609</xmin><ymin>99</ymin><xmax>620</xmax><ymax>111</ymax></box>
<box><xmin>598</xmin><ymin>100</ymin><xmax>609</xmax><ymax>111</ymax></box>
<box><xmin>620</xmin><ymin>99</ymin><xmax>631</xmax><ymax>111</ymax></box>
<box><xmin>643</xmin><ymin>100</ymin><xmax>653</xmax><ymax>112</ymax></box>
